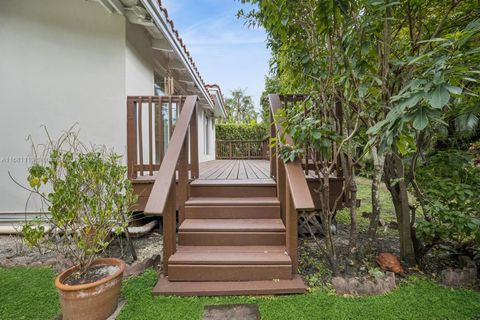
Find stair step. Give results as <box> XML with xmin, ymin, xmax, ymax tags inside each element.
<box><xmin>191</xmin><ymin>179</ymin><xmax>276</xmax><ymax>186</ymax></box>
<box><xmin>169</xmin><ymin>246</ymin><xmax>290</xmax><ymax>265</ymax></box>
<box><xmin>179</xmin><ymin>231</ymin><xmax>285</xmax><ymax>246</ymax></box>
<box><xmin>185</xmin><ymin>205</ymin><xmax>280</xmax><ymax>219</ymax></box>
<box><xmin>153</xmin><ymin>275</ymin><xmax>306</xmax><ymax>296</ymax></box>
<box><xmin>179</xmin><ymin>219</ymin><xmax>285</xmax><ymax>232</ymax></box>
<box><xmin>168</xmin><ymin>264</ymin><xmax>292</xmax><ymax>281</ymax></box>
<box><xmin>190</xmin><ymin>184</ymin><xmax>276</xmax><ymax>197</ymax></box>
<box><xmin>185</xmin><ymin>197</ymin><xmax>280</xmax><ymax>206</ymax></box>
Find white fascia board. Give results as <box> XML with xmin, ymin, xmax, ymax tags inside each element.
<box><xmin>140</xmin><ymin>0</ymin><xmax>214</xmax><ymax>109</ymax></box>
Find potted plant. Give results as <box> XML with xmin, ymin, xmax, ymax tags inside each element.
<box><xmin>21</xmin><ymin>129</ymin><xmax>136</xmax><ymax>320</ymax></box>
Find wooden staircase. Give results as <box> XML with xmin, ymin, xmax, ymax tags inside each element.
<box><xmin>153</xmin><ymin>180</ymin><xmax>306</xmax><ymax>295</ymax></box>
<box><xmin>127</xmin><ymin>95</ymin><xmax>316</xmax><ymax>296</ymax></box>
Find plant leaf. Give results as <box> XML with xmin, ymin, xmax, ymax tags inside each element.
<box><xmin>413</xmin><ymin>107</ymin><xmax>429</xmax><ymax>130</ymax></box>
<box><xmin>427</xmin><ymin>85</ymin><xmax>450</xmax><ymax>109</ymax></box>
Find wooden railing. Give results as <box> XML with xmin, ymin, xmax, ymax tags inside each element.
<box><xmin>129</xmin><ymin>95</ymin><xmax>199</xmax><ymax>275</ymax></box>
<box><xmin>216</xmin><ymin>139</ymin><xmax>269</xmax><ymax>159</ymax></box>
<box><xmin>268</xmin><ymin>94</ymin><xmax>315</xmax><ymax>273</ymax></box>
<box><xmin>126</xmin><ymin>96</ymin><xmax>199</xmax><ymax>180</ymax></box>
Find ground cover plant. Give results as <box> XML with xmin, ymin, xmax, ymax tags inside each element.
<box><xmin>1</xmin><ymin>267</ymin><xmax>479</xmax><ymax>320</ymax></box>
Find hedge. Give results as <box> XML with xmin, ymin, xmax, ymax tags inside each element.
<box><xmin>216</xmin><ymin>122</ymin><xmax>268</xmax><ymax>141</ymax></box>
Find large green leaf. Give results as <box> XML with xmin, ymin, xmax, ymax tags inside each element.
<box><xmin>427</xmin><ymin>85</ymin><xmax>450</xmax><ymax>109</ymax></box>
<box><xmin>413</xmin><ymin>107</ymin><xmax>429</xmax><ymax>130</ymax></box>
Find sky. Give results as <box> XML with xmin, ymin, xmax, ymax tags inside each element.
<box><xmin>162</xmin><ymin>0</ymin><xmax>270</xmax><ymax>112</ymax></box>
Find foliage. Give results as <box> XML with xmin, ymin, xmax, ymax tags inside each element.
<box><xmin>415</xmin><ymin>150</ymin><xmax>480</xmax><ymax>252</ymax></box>
<box><xmin>469</xmin><ymin>140</ymin><xmax>480</xmax><ymax>165</ymax></box>
<box><xmin>3</xmin><ymin>268</ymin><xmax>480</xmax><ymax>320</ymax></box>
<box><xmin>259</xmin><ymin>74</ymin><xmax>283</xmax><ymax>122</ymax></box>
<box><xmin>20</xmin><ymin>128</ymin><xmax>136</xmax><ymax>273</ymax></box>
<box><xmin>216</xmin><ymin>122</ymin><xmax>268</xmax><ymax>140</ymax></box>
<box><xmin>224</xmin><ymin>88</ymin><xmax>258</xmax><ymax>123</ymax></box>
<box><xmin>366</xmin><ymin>19</ymin><xmax>480</xmax><ymax>153</ymax></box>
<box><xmin>274</xmin><ymin>102</ymin><xmax>341</xmax><ymax>162</ymax></box>
<box><xmin>241</xmin><ymin>0</ymin><xmax>480</xmax><ymax>264</ymax></box>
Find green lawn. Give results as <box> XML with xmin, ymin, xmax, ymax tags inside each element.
<box><xmin>336</xmin><ymin>176</ymin><xmax>398</xmax><ymax>231</ymax></box>
<box><xmin>1</xmin><ymin>267</ymin><xmax>479</xmax><ymax>320</ymax></box>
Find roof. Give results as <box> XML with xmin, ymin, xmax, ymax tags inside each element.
<box><xmin>206</xmin><ymin>84</ymin><xmax>227</xmax><ymax>118</ymax></box>
<box><xmin>152</xmin><ymin>1</ymin><xmax>226</xmax><ymax>116</ymax></box>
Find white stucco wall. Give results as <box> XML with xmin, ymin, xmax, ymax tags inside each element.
<box><xmin>197</xmin><ymin>107</ymin><xmax>216</xmax><ymax>163</ymax></box>
<box><xmin>125</xmin><ymin>21</ymin><xmax>154</xmax><ymax>96</ymax></box>
<box><xmin>0</xmin><ymin>0</ymin><xmax>127</xmax><ymax>213</ymax></box>
<box><xmin>0</xmin><ymin>0</ymin><xmax>216</xmax><ymax>215</ymax></box>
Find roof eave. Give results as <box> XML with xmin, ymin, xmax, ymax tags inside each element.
<box><xmin>140</xmin><ymin>0</ymin><xmax>215</xmax><ymax>109</ymax></box>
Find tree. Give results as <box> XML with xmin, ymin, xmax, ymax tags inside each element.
<box><xmin>260</xmin><ymin>74</ymin><xmax>282</xmax><ymax>122</ymax></box>
<box><xmin>224</xmin><ymin>88</ymin><xmax>258</xmax><ymax>123</ymax></box>
<box><xmin>240</xmin><ymin>0</ymin><xmax>480</xmax><ymax>266</ymax></box>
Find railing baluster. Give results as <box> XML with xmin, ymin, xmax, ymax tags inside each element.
<box><xmin>148</xmin><ymin>96</ymin><xmax>153</xmax><ymax>176</ymax></box>
<box><xmin>158</xmin><ymin>97</ymin><xmax>165</xmax><ymax>163</ymax></box>
<box><xmin>137</xmin><ymin>96</ymin><xmax>144</xmax><ymax>177</ymax></box>
<box><xmin>168</xmin><ymin>96</ymin><xmax>173</xmax><ymax>138</ymax></box>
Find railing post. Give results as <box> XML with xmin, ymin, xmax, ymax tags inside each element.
<box><xmin>178</xmin><ymin>139</ymin><xmax>189</xmax><ymax>224</ymax></box>
<box><xmin>189</xmin><ymin>102</ymin><xmax>199</xmax><ymax>179</ymax></box>
<box><xmin>229</xmin><ymin>141</ymin><xmax>232</xmax><ymax>160</ymax></box>
<box><xmin>270</xmin><ymin>109</ymin><xmax>276</xmax><ymax>178</ymax></box>
<box><xmin>277</xmin><ymin>156</ymin><xmax>286</xmax><ymax>223</ymax></box>
<box><xmin>127</xmin><ymin>98</ymin><xmax>138</xmax><ymax>179</ymax></box>
<box><xmin>247</xmin><ymin>141</ymin><xmax>251</xmax><ymax>159</ymax></box>
<box><xmin>285</xmin><ymin>179</ymin><xmax>298</xmax><ymax>274</ymax></box>
<box><xmin>163</xmin><ymin>179</ymin><xmax>176</xmax><ymax>276</ymax></box>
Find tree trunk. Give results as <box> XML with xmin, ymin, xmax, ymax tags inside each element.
<box><xmin>384</xmin><ymin>152</ymin><xmax>416</xmax><ymax>265</ymax></box>
<box><xmin>368</xmin><ymin>146</ymin><xmax>385</xmax><ymax>240</ymax></box>
<box><xmin>319</xmin><ymin>168</ymin><xmax>338</xmax><ymax>275</ymax></box>
<box><xmin>349</xmin><ymin>174</ymin><xmax>358</xmax><ymax>251</ymax></box>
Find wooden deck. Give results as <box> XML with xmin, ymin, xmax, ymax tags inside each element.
<box><xmin>199</xmin><ymin>160</ymin><xmax>271</xmax><ymax>180</ymax></box>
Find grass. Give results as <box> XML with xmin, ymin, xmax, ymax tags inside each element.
<box><xmin>0</xmin><ymin>267</ymin><xmax>59</xmax><ymax>319</ymax></box>
<box><xmin>1</xmin><ymin>268</ymin><xmax>479</xmax><ymax>320</ymax></box>
<box><xmin>336</xmin><ymin>176</ymin><xmax>397</xmax><ymax>232</ymax></box>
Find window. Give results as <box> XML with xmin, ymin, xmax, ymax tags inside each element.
<box><xmin>204</xmin><ymin>113</ymin><xmax>210</xmax><ymax>154</ymax></box>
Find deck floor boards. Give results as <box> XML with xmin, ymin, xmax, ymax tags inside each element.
<box><xmin>199</xmin><ymin>160</ymin><xmax>271</xmax><ymax>181</ymax></box>
<box><xmin>132</xmin><ymin>160</ymin><xmax>272</xmax><ymax>183</ymax></box>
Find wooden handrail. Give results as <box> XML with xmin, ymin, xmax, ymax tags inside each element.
<box><xmin>142</xmin><ymin>95</ymin><xmax>198</xmax><ymax>276</ymax></box>
<box><xmin>144</xmin><ymin>95</ymin><xmax>197</xmax><ymax>215</ymax></box>
<box><xmin>268</xmin><ymin>93</ymin><xmax>314</xmax><ymax>274</ymax></box>
<box><xmin>268</xmin><ymin>94</ymin><xmax>315</xmax><ymax>211</ymax></box>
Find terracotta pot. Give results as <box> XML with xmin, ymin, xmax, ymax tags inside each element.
<box><xmin>55</xmin><ymin>258</ymin><xmax>125</xmax><ymax>320</ymax></box>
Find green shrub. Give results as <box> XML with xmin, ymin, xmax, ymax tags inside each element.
<box><xmin>216</xmin><ymin>122</ymin><xmax>268</xmax><ymax>140</ymax></box>
<box><xmin>22</xmin><ymin>129</ymin><xmax>136</xmax><ymax>273</ymax></box>
<box><xmin>415</xmin><ymin>150</ymin><xmax>480</xmax><ymax>253</ymax></box>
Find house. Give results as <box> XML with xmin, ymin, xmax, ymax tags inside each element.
<box><xmin>0</xmin><ymin>0</ymin><xmax>336</xmax><ymax>296</ymax></box>
<box><xmin>0</xmin><ymin>0</ymin><xmax>225</xmax><ymax>227</ymax></box>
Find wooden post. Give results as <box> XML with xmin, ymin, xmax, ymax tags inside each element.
<box><xmin>270</xmin><ymin>109</ymin><xmax>276</xmax><ymax>178</ymax></box>
<box><xmin>285</xmin><ymin>179</ymin><xmax>298</xmax><ymax>274</ymax></box>
<box><xmin>163</xmin><ymin>180</ymin><xmax>176</xmax><ymax>276</ymax></box>
<box><xmin>229</xmin><ymin>141</ymin><xmax>232</xmax><ymax>160</ymax></box>
<box><xmin>247</xmin><ymin>141</ymin><xmax>251</xmax><ymax>159</ymax></box>
<box><xmin>277</xmin><ymin>156</ymin><xmax>286</xmax><ymax>223</ymax></box>
<box><xmin>177</xmin><ymin>139</ymin><xmax>188</xmax><ymax>224</ymax></box>
<box><xmin>126</xmin><ymin>98</ymin><xmax>137</xmax><ymax>179</ymax></box>
<box><xmin>189</xmin><ymin>102</ymin><xmax>199</xmax><ymax>178</ymax></box>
